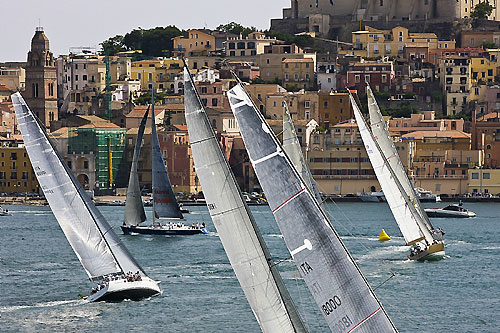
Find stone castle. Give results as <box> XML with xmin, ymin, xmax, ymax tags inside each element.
<box><xmin>271</xmin><ymin>0</ymin><xmax>500</xmax><ymax>40</ymax></box>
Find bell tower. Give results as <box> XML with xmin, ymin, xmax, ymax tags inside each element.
<box><xmin>23</xmin><ymin>27</ymin><xmax>58</xmax><ymax>128</ymax></box>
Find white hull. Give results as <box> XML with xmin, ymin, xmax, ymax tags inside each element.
<box><xmin>88</xmin><ymin>276</ymin><xmax>161</xmax><ymax>302</ymax></box>
<box><xmin>425</xmin><ymin>206</ymin><xmax>476</xmax><ymax>218</ymax></box>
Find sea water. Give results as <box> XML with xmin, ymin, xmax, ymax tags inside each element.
<box><xmin>0</xmin><ymin>202</ymin><xmax>498</xmax><ymax>332</ymax></box>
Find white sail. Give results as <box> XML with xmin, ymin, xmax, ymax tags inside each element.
<box><xmin>229</xmin><ymin>83</ymin><xmax>397</xmax><ymax>333</ymax></box>
<box><xmin>351</xmin><ymin>94</ymin><xmax>425</xmax><ymax>245</ymax></box>
<box><xmin>184</xmin><ymin>68</ymin><xmax>307</xmax><ymax>333</ymax></box>
<box><xmin>124</xmin><ymin>108</ymin><xmax>148</xmax><ymax>226</ymax></box>
<box><xmin>366</xmin><ymin>87</ymin><xmax>434</xmax><ymax>242</ymax></box>
<box><xmin>282</xmin><ymin>103</ymin><xmax>321</xmax><ymax>203</ymax></box>
<box><xmin>12</xmin><ymin>92</ymin><xmax>146</xmax><ymax>279</ymax></box>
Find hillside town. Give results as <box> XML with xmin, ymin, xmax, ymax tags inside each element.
<box><xmin>2</xmin><ymin>0</ymin><xmax>500</xmax><ymax>200</ymax></box>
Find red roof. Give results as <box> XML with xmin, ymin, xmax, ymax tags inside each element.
<box><xmin>0</xmin><ymin>85</ymin><xmax>12</xmax><ymax>92</ymax></box>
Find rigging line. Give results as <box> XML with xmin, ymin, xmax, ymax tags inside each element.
<box><xmin>270</xmin><ymin>255</ymin><xmax>293</xmax><ymax>268</ymax></box>
<box><xmin>373</xmin><ymin>272</ymin><xmax>396</xmax><ymax>291</ymax></box>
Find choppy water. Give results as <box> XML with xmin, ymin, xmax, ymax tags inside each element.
<box><xmin>0</xmin><ymin>202</ymin><xmax>499</xmax><ymax>332</ymax></box>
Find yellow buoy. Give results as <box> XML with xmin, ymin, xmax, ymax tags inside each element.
<box><xmin>378</xmin><ymin>229</ymin><xmax>391</xmax><ymax>242</ymax></box>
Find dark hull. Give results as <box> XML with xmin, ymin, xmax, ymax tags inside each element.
<box><xmin>121</xmin><ymin>225</ymin><xmax>207</xmax><ymax>235</ymax></box>
<box><xmin>95</xmin><ymin>288</ymin><xmax>160</xmax><ymax>302</ymax></box>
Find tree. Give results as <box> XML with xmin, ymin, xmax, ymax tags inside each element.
<box><xmin>100</xmin><ymin>35</ymin><xmax>125</xmax><ymax>55</ymax></box>
<box><xmin>216</xmin><ymin>22</ymin><xmax>256</xmax><ymax>37</ymax></box>
<box><xmin>471</xmin><ymin>2</ymin><xmax>495</xmax><ymax>20</ymax></box>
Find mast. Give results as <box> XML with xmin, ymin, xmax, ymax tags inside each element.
<box><xmin>228</xmin><ymin>81</ymin><xmax>397</xmax><ymax>332</ymax></box>
<box><xmin>12</xmin><ymin>92</ymin><xmax>146</xmax><ymax>279</ymax></box>
<box><xmin>184</xmin><ymin>66</ymin><xmax>307</xmax><ymax>332</ymax></box>
<box><xmin>351</xmin><ymin>93</ymin><xmax>427</xmax><ymax>245</ymax></box>
<box><xmin>282</xmin><ymin>101</ymin><xmax>321</xmax><ymax>203</ymax></box>
<box><xmin>151</xmin><ymin>86</ymin><xmax>156</xmax><ymax>226</ymax></box>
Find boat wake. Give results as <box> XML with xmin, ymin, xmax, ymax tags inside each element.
<box><xmin>0</xmin><ymin>299</ymin><xmax>80</xmax><ymax>313</ymax></box>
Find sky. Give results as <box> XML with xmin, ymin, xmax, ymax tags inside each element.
<box><xmin>0</xmin><ymin>0</ymin><xmax>290</xmax><ymax>62</ymax></box>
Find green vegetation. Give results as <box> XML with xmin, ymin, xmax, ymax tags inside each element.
<box><xmin>482</xmin><ymin>41</ymin><xmax>497</xmax><ymax>49</ymax></box>
<box><xmin>216</xmin><ymin>22</ymin><xmax>257</xmax><ymax>37</ymax></box>
<box><xmin>250</xmin><ymin>77</ymin><xmax>282</xmax><ymax>85</ymax></box>
<box><xmin>444</xmin><ymin>111</ymin><xmax>472</xmax><ymax>122</ymax></box>
<box><xmin>100</xmin><ymin>26</ymin><xmax>183</xmax><ymax>57</ymax></box>
<box><xmin>471</xmin><ymin>2</ymin><xmax>495</xmax><ymax>20</ymax></box>
<box><xmin>135</xmin><ymin>92</ymin><xmax>171</xmax><ymax>105</ymax></box>
<box><xmin>380</xmin><ymin>103</ymin><xmax>418</xmax><ymax>118</ymax></box>
<box><xmin>265</xmin><ymin>30</ymin><xmax>316</xmax><ymax>49</ymax></box>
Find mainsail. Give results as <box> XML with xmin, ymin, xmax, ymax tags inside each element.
<box><xmin>184</xmin><ymin>68</ymin><xmax>307</xmax><ymax>333</ymax></box>
<box><xmin>366</xmin><ymin>86</ymin><xmax>435</xmax><ymax>242</ymax></box>
<box><xmin>282</xmin><ymin>102</ymin><xmax>321</xmax><ymax>203</ymax></box>
<box><xmin>351</xmin><ymin>94</ymin><xmax>426</xmax><ymax>245</ymax></box>
<box><xmin>124</xmin><ymin>107</ymin><xmax>149</xmax><ymax>226</ymax></box>
<box><xmin>151</xmin><ymin>101</ymin><xmax>183</xmax><ymax>220</ymax></box>
<box><xmin>228</xmin><ymin>83</ymin><xmax>397</xmax><ymax>332</ymax></box>
<box><xmin>12</xmin><ymin>92</ymin><xmax>146</xmax><ymax>279</ymax></box>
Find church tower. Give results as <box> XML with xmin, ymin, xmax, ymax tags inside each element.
<box><xmin>24</xmin><ymin>27</ymin><xmax>58</xmax><ymax>128</ymax></box>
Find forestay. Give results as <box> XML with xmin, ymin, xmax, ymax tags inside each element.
<box><xmin>229</xmin><ymin>84</ymin><xmax>397</xmax><ymax>333</ymax></box>
<box><xmin>367</xmin><ymin>87</ymin><xmax>434</xmax><ymax>242</ymax></box>
<box><xmin>12</xmin><ymin>92</ymin><xmax>145</xmax><ymax>279</ymax></box>
<box><xmin>151</xmin><ymin>103</ymin><xmax>183</xmax><ymax>220</ymax></box>
<box><xmin>351</xmin><ymin>94</ymin><xmax>424</xmax><ymax>245</ymax></box>
<box><xmin>124</xmin><ymin>108</ymin><xmax>148</xmax><ymax>226</ymax></box>
<box><xmin>184</xmin><ymin>68</ymin><xmax>307</xmax><ymax>333</ymax></box>
<box><xmin>282</xmin><ymin>102</ymin><xmax>321</xmax><ymax>203</ymax></box>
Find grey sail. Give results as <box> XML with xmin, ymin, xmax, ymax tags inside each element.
<box><xmin>184</xmin><ymin>68</ymin><xmax>307</xmax><ymax>333</ymax></box>
<box><xmin>228</xmin><ymin>83</ymin><xmax>397</xmax><ymax>333</ymax></box>
<box><xmin>151</xmin><ymin>102</ymin><xmax>183</xmax><ymax>220</ymax></box>
<box><xmin>12</xmin><ymin>92</ymin><xmax>146</xmax><ymax>279</ymax></box>
<box><xmin>124</xmin><ymin>107</ymin><xmax>149</xmax><ymax>226</ymax></box>
<box><xmin>366</xmin><ymin>86</ymin><xmax>435</xmax><ymax>239</ymax></box>
<box><xmin>282</xmin><ymin>102</ymin><xmax>321</xmax><ymax>203</ymax></box>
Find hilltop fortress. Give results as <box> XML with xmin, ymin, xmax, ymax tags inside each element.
<box><xmin>271</xmin><ymin>0</ymin><xmax>500</xmax><ymax>40</ymax></box>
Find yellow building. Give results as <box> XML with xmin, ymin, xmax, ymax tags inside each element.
<box><xmin>282</xmin><ymin>58</ymin><xmax>315</xmax><ymax>90</ymax></box>
<box><xmin>468</xmin><ymin>169</ymin><xmax>500</xmax><ymax>195</ymax></box>
<box><xmin>341</xmin><ymin>26</ymin><xmax>454</xmax><ymax>58</ymax></box>
<box><xmin>438</xmin><ymin>56</ymin><xmax>471</xmax><ymax>116</ymax></box>
<box><xmin>131</xmin><ymin>59</ymin><xmax>183</xmax><ymax>91</ymax></box>
<box><xmin>172</xmin><ymin>29</ymin><xmax>220</xmax><ymax>58</ymax></box>
<box><xmin>0</xmin><ymin>66</ymin><xmax>25</xmax><ymax>91</ymax></box>
<box><xmin>0</xmin><ymin>146</ymin><xmax>39</xmax><ymax>194</ymax></box>
<box><xmin>224</xmin><ymin>32</ymin><xmax>277</xmax><ymax>57</ymax></box>
<box><xmin>470</xmin><ymin>56</ymin><xmax>496</xmax><ymax>84</ymax></box>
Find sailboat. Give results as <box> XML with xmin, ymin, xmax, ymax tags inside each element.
<box><xmin>351</xmin><ymin>86</ymin><xmax>444</xmax><ymax>261</ymax></box>
<box><xmin>121</xmin><ymin>90</ymin><xmax>207</xmax><ymax>236</ymax></box>
<box><xmin>228</xmin><ymin>79</ymin><xmax>398</xmax><ymax>332</ymax></box>
<box><xmin>12</xmin><ymin>92</ymin><xmax>161</xmax><ymax>302</ymax></box>
<box><xmin>282</xmin><ymin>102</ymin><xmax>322</xmax><ymax>203</ymax></box>
<box><xmin>184</xmin><ymin>66</ymin><xmax>308</xmax><ymax>332</ymax></box>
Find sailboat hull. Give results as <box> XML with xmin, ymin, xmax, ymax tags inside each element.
<box><xmin>409</xmin><ymin>242</ymin><xmax>445</xmax><ymax>261</ymax></box>
<box><xmin>121</xmin><ymin>225</ymin><xmax>208</xmax><ymax>236</ymax></box>
<box><xmin>88</xmin><ymin>277</ymin><xmax>161</xmax><ymax>302</ymax></box>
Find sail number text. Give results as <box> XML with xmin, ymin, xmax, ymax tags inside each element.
<box><xmin>332</xmin><ymin>315</ymin><xmax>353</xmax><ymax>332</ymax></box>
<box><xmin>322</xmin><ymin>295</ymin><xmax>342</xmax><ymax>316</ymax></box>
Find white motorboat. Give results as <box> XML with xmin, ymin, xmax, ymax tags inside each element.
<box><xmin>0</xmin><ymin>206</ymin><xmax>11</xmax><ymax>216</ymax></box>
<box><xmin>425</xmin><ymin>204</ymin><xmax>476</xmax><ymax>218</ymax></box>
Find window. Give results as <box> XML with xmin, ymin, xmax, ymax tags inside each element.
<box><xmin>305</xmin><ymin>101</ymin><xmax>310</xmax><ymax>108</ymax></box>
<box><xmin>324</xmin><ymin>101</ymin><xmax>328</xmax><ymax>108</ymax></box>
<box><xmin>472</xmin><ymin>172</ymin><xmax>479</xmax><ymax>179</ymax></box>
<box><xmin>83</xmin><ymin>75</ymin><xmax>87</xmax><ymax>81</ymax></box>
<box><xmin>483</xmin><ymin>172</ymin><xmax>490</xmax><ymax>179</ymax></box>
<box><xmin>212</xmin><ymin>98</ymin><xmax>218</xmax><ymax>106</ymax></box>
<box><xmin>365</xmin><ymin>74</ymin><xmax>370</xmax><ymax>83</ymax></box>
<box><xmin>355</xmin><ymin>75</ymin><xmax>360</xmax><ymax>83</ymax></box>
<box><xmin>382</xmin><ymin>74</ymin><xmax>387</xmax><ymax>83</ymax></box>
